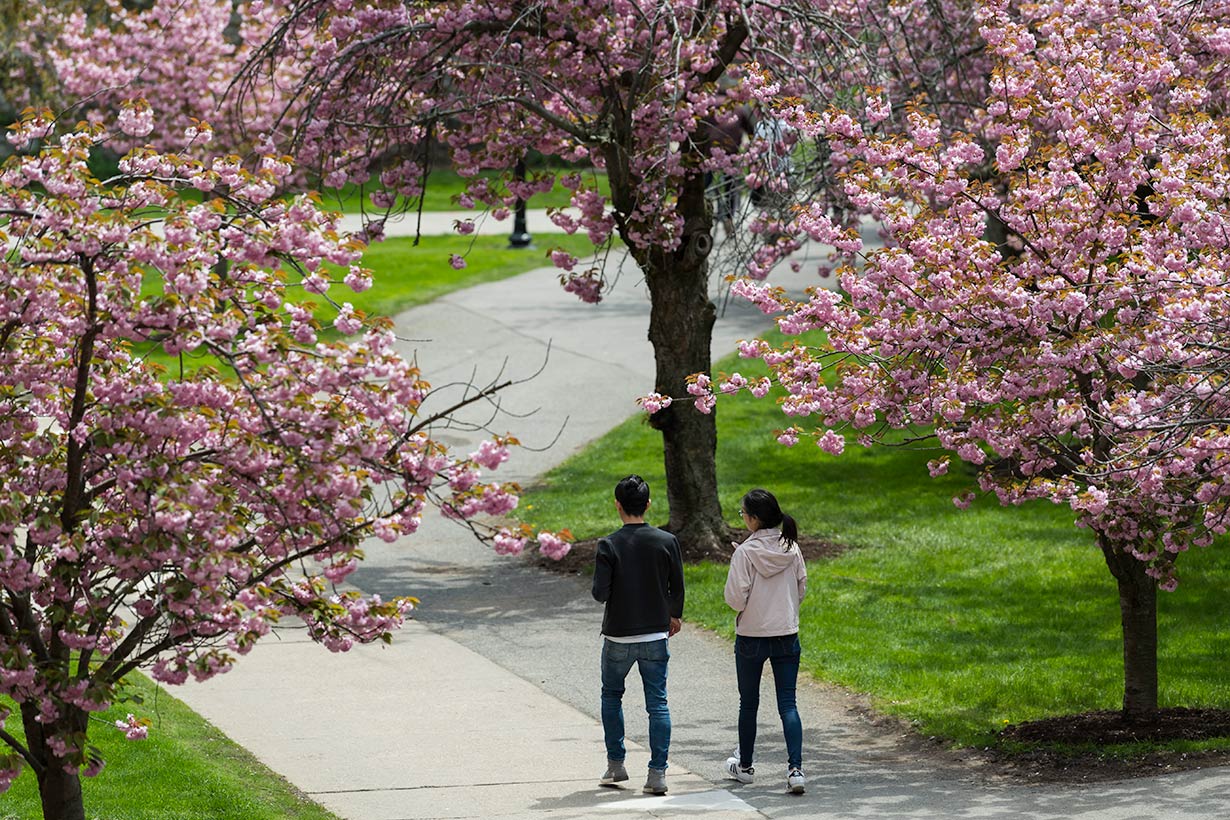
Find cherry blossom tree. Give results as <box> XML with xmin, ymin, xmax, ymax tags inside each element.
<box><xmin>0</xmin><ymin>1</ymin><xmax>108</xmax><ymax>140</ymax></box>
<box><xmin>0</xmin><ymin>111</ymin><xmax>558</xmax><ymax>820</ymax></box>
<box><xmin>237</xmin><ymin>0</ymin><xmax>850</xmax><ymax>558</ymax></box>
<box><xmin>705</xmin><ymin>0</ymin><xmax>1230</xmax><ymax>719</ymax></box>
<box><xmin>8</xmin><ymin>0</ymin><xmax>299</xmax><ymax>159</ymax></box>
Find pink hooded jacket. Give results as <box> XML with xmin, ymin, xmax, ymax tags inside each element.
<box><xmin>724</xmin><ymin>528</ymin><xmax>807</xmax><ymax>637</ymax></box>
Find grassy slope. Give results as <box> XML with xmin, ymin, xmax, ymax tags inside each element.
<box><xmin>2</xmin><ymin>674</ymin><xmax>339</xmax><ymax>820</ymax></box>
<box><xmin>517</xmin><ymin>330</ymin><xmax>1230</xmax><ymax>747</ymax></box>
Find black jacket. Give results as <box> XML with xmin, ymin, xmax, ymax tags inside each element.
<box><xmin>591</xmin><ymin>523</ymin><xmax>685</xmax><ymax>637</ymax></box>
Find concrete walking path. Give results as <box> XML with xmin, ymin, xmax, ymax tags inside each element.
<box><xmin>173</xmin><ymin>215</ymin><xmax>1230</xmax><ymax>820</ymax></box>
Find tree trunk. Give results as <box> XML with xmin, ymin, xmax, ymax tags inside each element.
<box><xmin>641</xmin><ymin>175</ymin><xmax>729</xmax><ymax>561</ymax></box>
<box><xmin>22</xmin><ymin>703</ymin><xmax>87</xmax><ymax>820</ymax></box>
<box><xmin>1099</xmin><ymin>536</ymin><xmax>1160</xmax><ymax>722</ymax></box>
<box><xmin>37</xmin><ymin>766</ymin><xmax>85</xmax><ymax>820</ymax></box>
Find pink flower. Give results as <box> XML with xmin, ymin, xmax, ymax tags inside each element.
<box><xmin>0</xmin><ymin>765</ymin><xmax>16</xmax><ymax>792</ymax></box>
<box><xmin>370</xmin><ymin>189</ymin><xmax>397</xmax><ymax>209</ymax></box>
<box><xmin>537</xmin><ymin>532</ymin><xmax>571</xmax><ymax>561</ymax></box>
<box><xmin>493</xmin><ymin>530</ymin><xmax>527</xmax><ymax>556</ymax></box>
<box><xmin>323</xmin><ymin>559</ymin><xmax>358</xmax><ymax>584</ymax></box>
<box><xmin>550</xmin><ymin>249</ymin><xmax>578</xmax><ymax>271</ymax></box>
<box><xmin>719</xmin><ymin>373</ymin><xmax>749</xmax><ymax>395</ymax></box>
<box><xmin>117</xmin><ymin>101</ymin><xmax>154</xmax><ymax>138</ymax></box>
<box><xmin>470</xmin><ymin>439</ymin><xmax>511</xmax><ymax>471</ymax></box>
<box><xmin>738</xmin><ymin>340</ymin><xmax>765</xmax><ymax>359</ymax></box>
<box><xmin>333</xmin><ymin>303</ymin><xmax>363</xmax><ymax>335</ymax></box>
<box><xmin>115</xmin><ymin>714</ymin><xmax>149</xmax><ymax>741</ymax></box>
<box><xmin>449</xmin><ymin>254</ymin><xmax>467</xmax><ymax>270</ymax></box>
<box><xmin>865</xmin><ymin>92</ymin><xmax>891</xmax><ymax>125</ymax></box>
<box><xmin>639</xmin><ymin>392</ymin><xmax>673</xmax><ymax>414</ymax></box>
<box><xmin>817</xmin><ymin>429</ymin><xmax>845</xmax><ymax>455</ymax></box>
<box><xmin>561</xmin><ymin>271</ymin><xmax>603</xmax><ymax>303</ymax></box>
<box><xmin>687</xmin><ymin>374</ymin><xmax>715</xmax><ymax>413</ymax></box>
<box><xmin>344</xmin><ymin>266</ymin><xmax>372</xmax><ymax>293</ymax></box>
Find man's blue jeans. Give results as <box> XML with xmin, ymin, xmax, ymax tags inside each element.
<box><xmin>600</xmin><ymin>638</ymin><xmax>671</xmax><ymax>770</ymax></box>
<box><xmin>734</xmin><ymin>633</ymin><xmax>803</xmax><ymax>769</ymax></box>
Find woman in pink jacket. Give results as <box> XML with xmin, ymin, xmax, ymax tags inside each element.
<box><xmin>723</xmin><ymin>488</ymin><xmax>808</xmax><ymax>794</ymax></box>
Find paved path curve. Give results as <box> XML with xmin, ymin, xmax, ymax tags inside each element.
<box><xmin>174</xmin><ymin>212</ymin><xmax>1230</xmax><ymax>820</ymax></box>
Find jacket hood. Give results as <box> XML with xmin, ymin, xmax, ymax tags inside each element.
<box><xmin>738</xmin><ymin>529</ymin><xmax>798</xmax><ymax>577</ymax></box>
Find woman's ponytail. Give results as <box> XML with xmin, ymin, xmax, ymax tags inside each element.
<box><xmin>741</xmin><ymin>488</ymin><xmax>799</xmax><ymax>549</ymax></box>
<box><xmin>780</xmin><ymin>512</ymin><xmax>798</xmax><ymax>549</ymax></box>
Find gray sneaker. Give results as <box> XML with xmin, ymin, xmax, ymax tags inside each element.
<box><xmin>643</xmin><ymin>767</ymin><xmax>667</xmax><ymax>794</ymax></box>
<box><xmin>599</xmin><ymin>759</ymin><xmax>628</xmax><ymax>787</ymax></box>
<box><xmin>787</xmin><ymin>767</ymin><xmax>805</xmax><ymax>794</ymax></box>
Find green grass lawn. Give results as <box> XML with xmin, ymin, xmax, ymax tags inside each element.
<box><xmin>2</xmin><ymin>674</ymin><xmax>339</xmax><ymax>820</ymax></box>
<box><xmin>517</xmin><ymin>329</ymin><xmax>1230</xmax><ymax>749</ymax></box>
<box><xmin>320</xmin><ymin>233</ymin><xmax>605</xmax><ymax>319</ymax></box>
<box><xmin>321</xmin><ymin>167</ymin><xmax>610</xmax><ymax>213</ymax></box>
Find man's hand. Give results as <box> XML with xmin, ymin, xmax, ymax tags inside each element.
<box><xmin>668</xmin><ymin>617</ymin><xmax>682</xmax><ymax>637</ymax></box>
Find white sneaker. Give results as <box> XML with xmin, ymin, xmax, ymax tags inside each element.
<box><xmin>724</xmin><ymin>756</ymin><xmax>754</xmax><ymax>784</ymax></box>
<box><xmin>787</xmin><ymin>767</ymin><xmax>805</xmax><ymax>794</ymax></box>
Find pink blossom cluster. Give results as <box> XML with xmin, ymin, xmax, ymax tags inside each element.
<box><xmin>638</xmin><ymin>393</ymin><xmax>673</xmax><ymax>414</ymax></box>
<box><xmin>493</xmin><ymin>529</ymin><xmax>529</xmax><ymax>556</ymax></box>
<box><xmin>561</xmin><ymin>270</ymin><xmax>605</xmax><ymax>304</ymax></box>
<box><xmin>470</xmin><ymin>438</ymin><xmax>513</xmax><ymax>471</ymax></box>
<box><xmin>652</xmin><ymin>368</ymin><xmax>772</xmax><ymax>418</ymax></box>
<box><xmin>114</xmin><ymin>714</ymin><xmax>149</xmax><ymax>741</ymax></box>
<box><xmin>490</xmin><ymin>526</ymin><xmax>573</xmax><ymax>560</ymax></box>
<box><xmin>537</xmin><ymin>532</ymin><xmax>572</xmax><ymax>561</ymax></box>
<box><xmin>36</xmin><ymin>0</ymin><xmax>304</xmax><ymax>158</ymax></box>
<box><xmin>687</xmin><ymin>374</ymin><xmax>716</xmax><ymax>414</ymax></box>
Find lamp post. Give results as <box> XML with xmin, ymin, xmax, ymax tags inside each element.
<box><xmin>508</xmin><ymin>157</ymin><xmax>533</xmax><ymax>249</ymax></box>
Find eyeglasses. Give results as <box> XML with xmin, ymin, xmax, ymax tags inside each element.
<box><xmin>740</xmin><ymin>509</ymin><xmax>749</xmax><ymax>518</ymax></box>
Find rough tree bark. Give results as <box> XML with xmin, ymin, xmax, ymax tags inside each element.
<box><xmin>22</xmin><ymin>703</ymin><xmax>87</xmax><ymax>820</ymax></box>
<box><xmin>1100</xmin><ymin>536</ymin><xmax>1160</xmax><ymax>722</ymax></box>
<box><xmin>642</xmin><ymin>170</ymin><xmax>728</xmax><ymax>559</ymax></box>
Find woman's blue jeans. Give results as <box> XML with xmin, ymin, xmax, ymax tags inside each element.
<box><xmin>600</xmin><ymin>638</ymin><xmax>671</xmax><ymax>770</ymax></box>
<box><xmin>734</xmin><ymin>633</ymin><xmax>802</xmax><ymax>769</ymax></box>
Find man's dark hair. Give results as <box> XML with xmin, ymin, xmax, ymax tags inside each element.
<box><xmin>614</xmin><ymin>474</ymin><xmax>651</xmax><ymax>516</ymax></box>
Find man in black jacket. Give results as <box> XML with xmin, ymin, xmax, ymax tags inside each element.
<box><xmin>592</xmin><ymin>474</ymin><xmax>685</xmax><ymax>795</ymax></box>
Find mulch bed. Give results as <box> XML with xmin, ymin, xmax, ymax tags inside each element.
<box><xmin>988</xmin><ymin>708</ymin><xmax>1230</xmax><ymax>781</ymax></box>
<box><xmin>1001</xmin><ymin>707</ymin><xmax>1230</xmax><ymax>746</ymax></box>
<box><xmin>983</xmin><ymin>707</ymin><xmax>1230</xmax><ymax>782</ymax></box>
